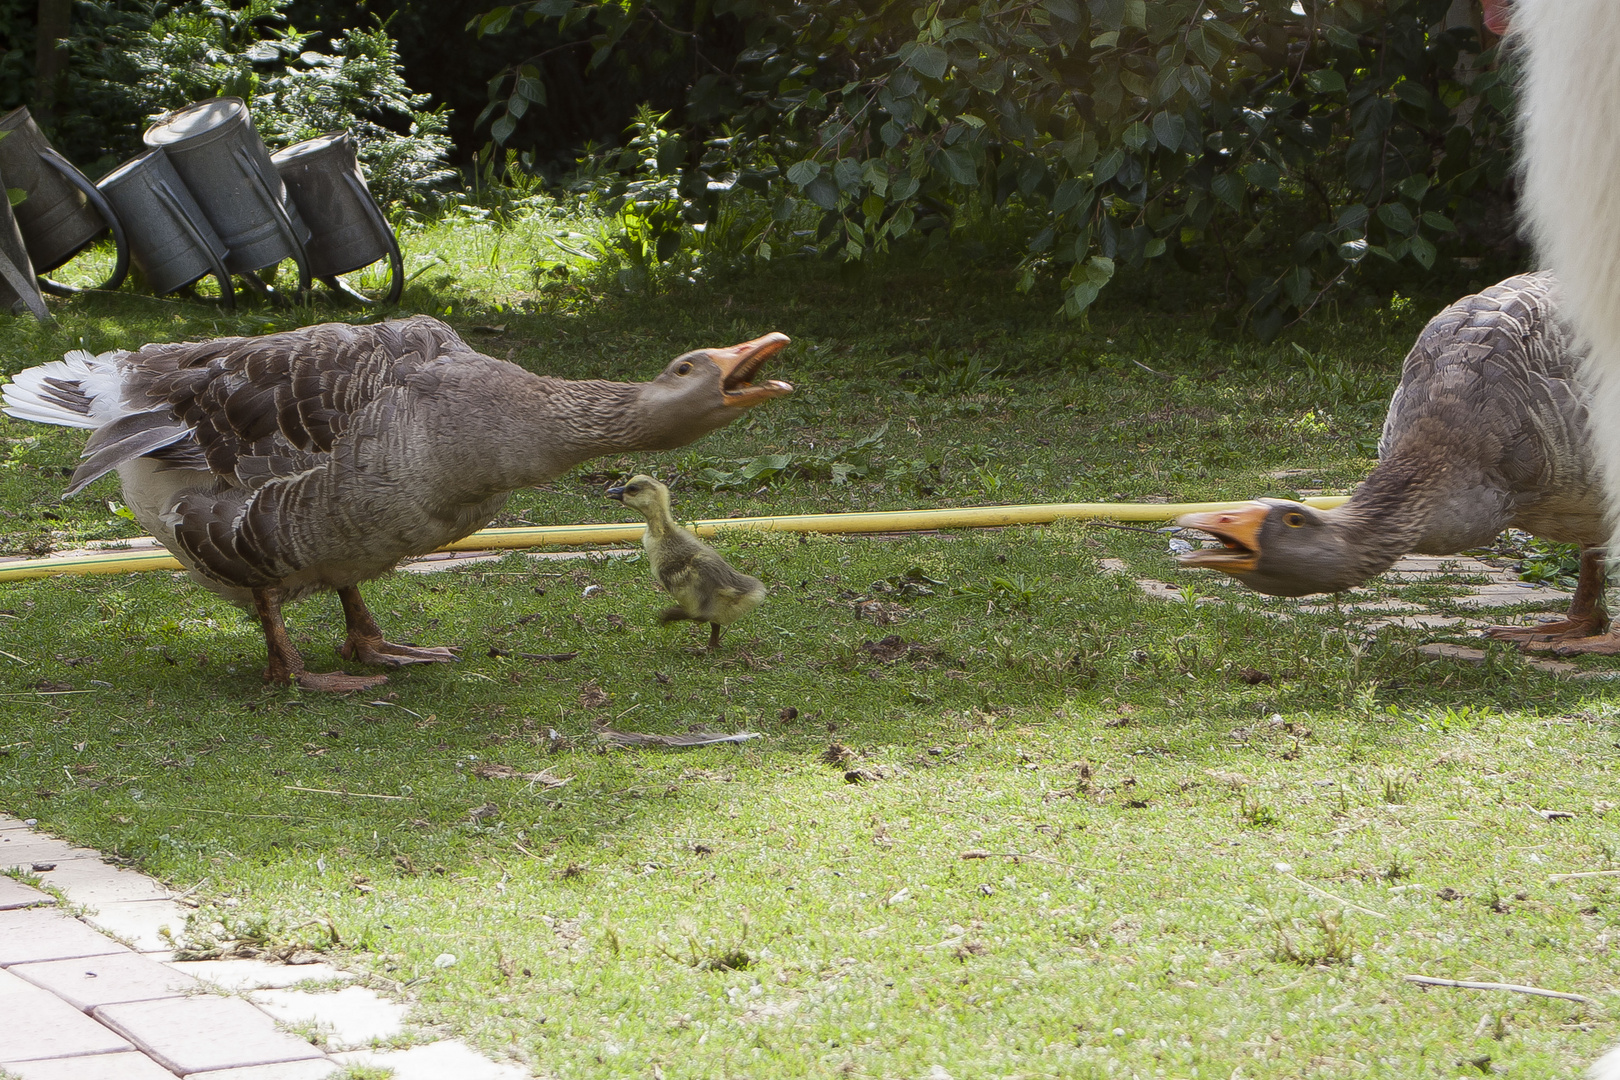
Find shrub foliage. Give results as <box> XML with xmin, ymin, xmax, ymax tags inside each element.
<box><xmin>473</xmin><ymin>0</ymin><xmax>1512</xmax><ymax>333</ymax></box>
<box><xmin>60</xmin><ymin>0</ymin><xmax>453</xmax><ymax>206</ymax></box>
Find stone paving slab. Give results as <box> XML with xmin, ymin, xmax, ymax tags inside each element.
<box><xmin>249</xmin><ymin>985</ymin><xmax>409</xmax><ymax>1050</ymax></box>
<box><xmin>169</xmin><ymin>958</ymin><xmax>353</xmax><ymax>992</ymax></box>
<box><xmin>79</xmin><ymin>899</ymin><xmax>190</xmax><ymax>953</ymax></box>
<box><xmin>0</xmin><ymin>908</ymin><xmax>130</xmax><ymax>966</ymax></box>
<box><xmin>334</xmin><ymin>1039</ymin><xmax>533</xmax><ymax>1079</ymax></box>
<box><xmin>0</xmin><ymin>832</ymin><xmax>104</xmax><ymax>870</ymax></box>
<box><xmin>1452</xmin><ymin>582</ymin><xmax>1576</xmax><ymax>608</ymax></box>
<box><xmin>0</xmin><ymin>968</ymin><xmax>134</xmax><ymax>1063</ymax></box>
<box><xmin>0</xmin><ymin>874</ymin><xmax>55</xmax><ymax>910</ymax></box>
<box><xmin>29</xmin><ymin>860</ymin><xmax>173</xmax><ymax>905</ymax></box>
<box><xmin>184</xmin><ymin>1061</ymin><xmax>342</xmax><ymax>1080</ymax></box>
<box><xmin>0</xmin><ymin>1050</ymin><xmax>181</xmax><ymax>1080</ymax></box>
<box><xmin>95</xmin><ymin>997</ymin><xmax>326</xmax><ymax>1076</ymax></box>
<box><xmin>12</xmin><ymin>950</ymin><xmax>202</xmax><ymax>1011</ymax></box>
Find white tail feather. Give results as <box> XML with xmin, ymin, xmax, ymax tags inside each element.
<box><xmin>1517</xmin><ymin>1</ymin><xmax>1620</xmax><ymax>549</ymax></box>
<box><xmin>1</xmin><ymin>350</ymin><xmax>128</xmax><ymax>430</ymax></box>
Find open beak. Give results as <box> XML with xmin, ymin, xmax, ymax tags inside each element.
<box><xmin>707</xmin><ymin>332</ymin><xmax>794</xmax><ymax>407</ymax></box>
<box><xmin>1482</xmin><ymin>0</ymin><xmax>1509</xmax><ymax>35</ymax></box>
<box><xmin>1175</xmin><ymin>503</ymin><xmax>1268</xmax><ymax>573</ymax></box>
<box><xmin>606</xmin><ymin>486</ymin><xmax>626</xmax><ymax>501</ymax></box>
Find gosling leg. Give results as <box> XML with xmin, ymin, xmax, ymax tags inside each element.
<box><xmin>708</xmin><ymin>622</ymin><xmax>722</xmax><ymax>650</ymax></box>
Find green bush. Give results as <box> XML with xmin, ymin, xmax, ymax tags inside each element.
<box><xmin>60</xmin><ymin>0</ymin><xmax>453</xmax><ymax>206</ymax></box>
<box><xmin>473</xmin><ymin>0</ymin><xmax>1512</xmax><ymax>334</ymax></box>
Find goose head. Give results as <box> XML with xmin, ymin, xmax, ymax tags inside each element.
<box><xmin>606</xmin><ymin>473</ymin><xmax>673</xmax><ymax>519</ymax></box>
<box><xmin>1175</xmin><ymin>498</ymin><xmax>1363</xmax><ymax>597</ymax></box>
<box><xmin>632</xmin><ymin>333</ymin><xmax>793</xmax><ymax>448</ymax></box>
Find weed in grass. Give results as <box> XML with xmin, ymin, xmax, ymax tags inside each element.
<box><xmin>1383</xmin><ymin>852</ymin><xmax>1414</xmax><ymax>881</ymax></box>
<box><xmin>655</xmin><ymin>919</ymin><xmax>753</xmax><ymax>972</ymax></box>
<box><xmin>332</xmin><ymin>1067</ymin><xmax>395</xmax><ymax>1080</ymax></box>
<box><xmin>1382</xmin><ymin>770</ymin><xmax>1414</xmax><ymax>805</ymax></box>
<box><xmin>1239</xmin><ymin>791</ymin><xmax>1280</xmax><ymax>828</ymax></box>
<box><xmin>1274</xmin><ymin>911</ymin><xmax>1356</xmax><ymax>967</ymax></box>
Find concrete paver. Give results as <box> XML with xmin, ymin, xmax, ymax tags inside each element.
<box><xmin>249</xmin><ymin>985</ymin><xmax>409</xmax><ymax>1049</ymax></box>
<box><xmin>334</xmin><ymin>1039</ymin><xmax>533</xmax><ymax>1079</ymax></box>
<box><xmin>0</xmin><ymin>968</ymin><xmax>134</xmax><ymax>1063</ymax></box>
<box><xmin>79</xmin><ymin>899</ymin><xmax>191</xmax><ymax>952</ymax></box>
<box><xmin>29</xmin><ymin>859</ymin><xmax>174</xmax><ymax>905</ymax></box>
<box><xmin>168</xmin><ymin>958</ymin><xmax>353</xmax><ymax>992</ymax></box>
<box><xmin>12</xmin><ymin>951</ymin><xmax>202</xmax><ymax>1011</ymax></box>
<box><xmin>95</xmin><ymin>996</ymin><xmax>326</xmax><ymax>1076</ymax></box>
<box><xmin>0</xmin><ymin>875</ymin><xmax>54</xmax><ymax>910</ymax></box>
<box><xmin>0</xmin><ymin>1050</ymin><xmax>181</xmax><ymax>1080</ymax></box>
<box><xmin>184</xmin><ymin>1061</ymin><xmax>342</xmax><ymax>1080</ymax></box>
<box><xmin>0</xmin><ymin>832</ymin><xmax>103</xmax><ymax>869</ymax></box>
<box><xmin>0</xmin><ymin>908</ymin><xmax>130</xmax><ymax>966</ymax></box>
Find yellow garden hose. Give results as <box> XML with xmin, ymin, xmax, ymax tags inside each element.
<box><xmin>0</xmin><ymin>496</ymin><xmax>1350</xmax><ymax>583</ymax></box>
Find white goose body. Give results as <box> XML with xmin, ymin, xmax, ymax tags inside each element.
<box><xmin>3</xmin><ymin>316</ymin><xmax>791</xmax><ymax>689</ymax></box>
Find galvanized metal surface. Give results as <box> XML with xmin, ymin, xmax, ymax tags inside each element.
<box><xmin>0</xmin><ymin>183</ymin><xmax>50</xmax><ymax>322</ymax></box>
<box><xmin>143</xmin><ymin>98</ymin><xmax>310</xmax><ymax>290</ymax></box>
<box><xmin>272</xmin><ymin>131</ymin><xmax>403</xmax><ymax>303</ymax></box>
<box><xmin>96</xmin><ymin>149</ymin><xmax>233</xmax><ymax>306</ymax></box>
<box><xmin>0</xmin><ymin>106</ymin><xmax>128</xmax><ymax>292</ymax></box>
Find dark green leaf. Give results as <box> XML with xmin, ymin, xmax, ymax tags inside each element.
<box><xmin>1377</xmin><ymin>202</ymin><xmax>1415</xmax><ymax>234</ymax></box>
<box><xmin>900</xmin><ymin>42</ymin><xmax>949</xmax><ymax>81</ymax></box>
<box><xmin>787</xmin><ymin>160</ymin><xmax>823</xmax><ymax>187</ymax></box>
<box><xmin>1243</xmin><ymin>161</ymin><xmax>1280</xmax><ymax>190</ymax></box>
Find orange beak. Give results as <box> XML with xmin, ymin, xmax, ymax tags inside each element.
<box><xmin>706</xmin><ymin>332</ymin><xmax>794</xmax><ymax>407</ymax></box>
<box><xmin>1175</xmin><ymin>503</ymin><xmax>1269</xmax><ymax>573</ymax></box>
<box><xmin>1483</xmin><ymin>0</ymin><xmax>1509</xmax><ymax>35</ymax></box>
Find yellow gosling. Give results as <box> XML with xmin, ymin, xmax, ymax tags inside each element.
<box><xmin>607</xmin><ymin>475</ymin><xmax>766</xmax><ymax>649</ymax></box>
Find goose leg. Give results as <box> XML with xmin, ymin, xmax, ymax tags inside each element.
<box><xmin>336</xmin><ymin>585</ymin><xmax>461</xmax><ymax>667</ymax></box>
<box><xmin>1488</xmin><ymin>547</ymin><xmax>1612</xmax><ymax>647</ymax></box>
<box><xmin>253</xmin><ymin>587</ymin><xmax>388</xmax><ymax>692</ymax></box>
<box><xmin>708</xmin><ymin>622</ymin><xmax>722</xmax><ymax>650</ymax></box>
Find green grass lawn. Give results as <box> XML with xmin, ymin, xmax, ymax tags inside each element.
<box><xmin>1</xmin><ymin>221</ymin><xmax>1616</xmax><ymax>1078</ymax></box>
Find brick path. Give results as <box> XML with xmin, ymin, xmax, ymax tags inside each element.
<box><xmin>0</xmin><ymin>815</ymin><xmax>528</xmax><ymax>1080</ymax></box>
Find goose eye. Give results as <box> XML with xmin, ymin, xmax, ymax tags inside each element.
<box><xmin>676</xmin><ymin>362</ymin><xmax>692</xmax><ymax>376</ymax></box>
<box><xmin>1285</xmin><ymin>513</ymin><xmax>1306</xmax><ymax>527</ymax></box>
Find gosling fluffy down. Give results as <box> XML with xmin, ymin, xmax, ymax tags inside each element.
<box><xmin>607</xmin><ymin>475</ymin><xmax>767</xmax><ymax>648</ymax></box>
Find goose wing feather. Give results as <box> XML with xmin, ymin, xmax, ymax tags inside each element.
<box><xmin>66</xmin><ymin>316</ymin><xmax>471</xmax><ymax>497</ymax></box>
<box><xmin>1379</xmin><ymin>272</ymin><xmax>1598</xmax><ymax>542</ymax></box>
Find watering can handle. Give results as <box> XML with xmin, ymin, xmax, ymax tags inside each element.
<box><xmin>151</xmin><ymin>179</ymin><xmax>235</xmax><ymax>310</ymax></box>
<box><xmin>0</xmin><ymin>237</ymin><xmax>51</xmax><ymax>323</ymax></box>
<box><xmin>233</xmin><ymin>146</ymin><xmax>312</xmax><ymax>301</ymax></box>
<box><xmin>336</xmin><ymin>168</ymin><xmax>404</xmax><ymax>306</ymax></box>
<box><xmin>36</xmin><ymin>147</ymin><xmax>130</xmax><ymax>295</ymax></box>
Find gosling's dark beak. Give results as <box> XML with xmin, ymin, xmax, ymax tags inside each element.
<box><xmin>606</xmin><ymin>486</ymin><xmax>626</xmax><ymax>501</ymax></box>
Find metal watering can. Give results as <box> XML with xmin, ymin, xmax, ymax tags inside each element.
<box><xmin>0</xmin><ymin>106</ymin><xmax>129</xmax><ymax>296</ymax></box>
<box><xmin>271</xmin><ymin>131</ymin><xmax>403</xmax><ymax>304</ymax></box>
<box><xmin>0</xmin><ymin>180</ymin><xmax>51</xmax><ymax>322</ymax></box>
<box><xmin>96</xmin><ymin>150</ymin><xmax>234</xmax><ymax>308</ymax></box>
<box><xmin>143</xmin><ymin>97</ymin><xmax>311</xmax><ymax>302</ymax></box>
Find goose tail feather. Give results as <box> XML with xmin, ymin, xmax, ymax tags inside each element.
<box><xmin>1517</xmin><ymin>1</ymin><xmax>1620</xmax><ymax>548</ymax></box>
<box><xmin>1</xmin><ymin>350</ymin><xmax>128</xmax><ymax>431</ymax></box>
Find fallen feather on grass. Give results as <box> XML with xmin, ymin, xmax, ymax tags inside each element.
<box><xmin>597</xmin><ymin>728</ymin><xmax>761</xmax><ymax>747</ymax></box>
<box><xmin>471</xmin><ymin>763</ymin><xmax>572</xmax><ymax>787</ymax></box>
<box><xmin>284</xmin><ymin>786</ymin><xmax>410</xmax><ymax>801</ymax></box>
<box><xmin>1401</xmin><ymin>974</ymin><xmax>1596</xmax><ymax>1005</ymax></box>
<box><xmin>1548</xmin><ymin>869</ymin><xmax>1620</xmax><ymax>882</ymax></box>
<box><xmin>488</xmin><ymin>647</ymin><xmax>580</xmax><ymax>662</ymax></box>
